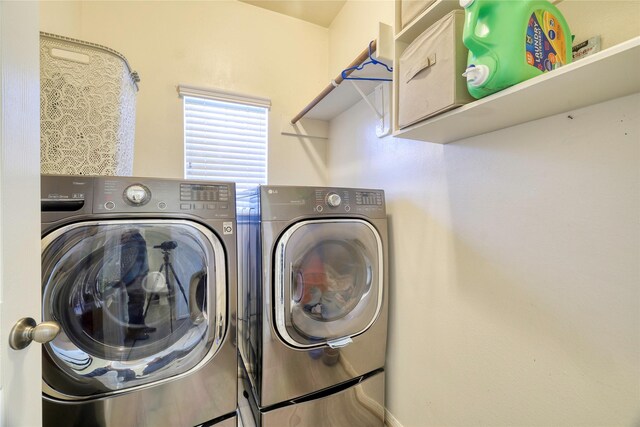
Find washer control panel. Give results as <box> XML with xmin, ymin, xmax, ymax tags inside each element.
<box><xmin>180</xmin><ymin>183</ymin><xmax>229</xmax><ymax>202</ymax></box>
<box><xmin>94</xmin><ymin>178</ymin><xmax>235</xmax><ymax>219</ymax></box>
<box><xmin>41</xmin><ymin>175</ymin><xmax>236</xmax><ymax>222</ymax></box>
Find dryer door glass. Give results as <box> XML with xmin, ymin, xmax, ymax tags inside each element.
<box><xmin>41</xmin><ymin>220</ymin><xmax>227</xmax><ymax>397</ymax></box>
<box><xmin>274</xmin><ymin>219</ymin><xmax>383</xmax><ymax>347</ymax></box>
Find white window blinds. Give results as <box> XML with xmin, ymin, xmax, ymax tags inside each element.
<box><xmin>180</xmin><ymin>85</ymin><xmax>269</xmax><ymax>194</ymax></box>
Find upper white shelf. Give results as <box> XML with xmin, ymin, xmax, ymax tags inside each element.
<box><xmin>396</xmin><ymin>0</ymin><xmax>460</xmax><ymax>43</ymax></box>
<box><xmin>290</xmin><ymin>23</ymin><xmax>394</xmax><ymax>124</ymax></box>
<box><xmin>293</xmin><ymin>48</ymin><xmax>391</xmax><ymax>122</ymax></box>
<box><xmin>394</xmin><ymin>36</ymin><xmax>640</xmax><ymax>144</ymax></box>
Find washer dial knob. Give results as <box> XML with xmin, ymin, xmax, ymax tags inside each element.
<box><xmin>124</xmin><ymin>184</ymin><xmax>150</xmax><ymax>206</ymax></box>
<box><xmin>326</xmin><ymin>192</ymin><xmax>342</xmax><ymax>207</ymax></box>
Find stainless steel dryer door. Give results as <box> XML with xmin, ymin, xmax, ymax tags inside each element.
<box><xmin>274</xmin><ymin>219</ymin><xmax>383</xmax><ymax>348</ymax></box>
<box><xmin>41</xmin><ymin>220</ymin><xmax>226</xmax><ymax>399</ymax></box>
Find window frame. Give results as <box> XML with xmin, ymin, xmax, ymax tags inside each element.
<box><xmin>179</xmin><ymin>85</ymin><xmax>270</xmax><ymax>191</ymax></box>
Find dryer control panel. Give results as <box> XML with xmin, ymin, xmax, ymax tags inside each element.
<box><xmin>260</xmin><ymin>186</ymin><xmax>386</xmax><ymax>220</ymax></box>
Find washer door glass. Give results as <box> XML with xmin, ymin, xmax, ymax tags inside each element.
<box><xmin>41</xmin><ymin>220</ymin><xmax>226</xmax><ymax>397</ymax></box>
<box><xmin>274</xmin><ymin>219</ymin><xmax>383</xmax><ymax>348</ymax></box>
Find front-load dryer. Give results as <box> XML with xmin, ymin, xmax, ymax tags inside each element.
<box><xmin>237</xmin><ymin>186</ymin><xmax>388</xmax><ymax>426</ymax></box>
<box><xmin>40</xmin><ymin>175</ymin><xmax>237</xmax><ymax>427</ymax></box>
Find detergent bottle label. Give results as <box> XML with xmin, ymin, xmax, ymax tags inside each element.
<box><xmin>525</xmin><ymin>10</ymin><xmax>568</xmax><ymax>72</ymax></box>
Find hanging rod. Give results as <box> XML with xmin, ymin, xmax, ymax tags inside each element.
<box><xmin>290</xmin><ymin>40</ymin><xmax>378</xmax><ymax>125</ymax></box>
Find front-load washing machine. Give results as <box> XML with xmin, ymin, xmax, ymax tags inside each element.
<box><xmin>40</xmin><ymin>175</ymin><xmax>237</xmax><ymax>427</ymax></box>
<box><xmin>237</xmin><ymin>185</ymin><xmax>388</xmax><ymax>426</ymax></box>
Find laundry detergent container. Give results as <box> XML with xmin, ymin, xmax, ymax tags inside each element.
<box><xmin>398</xmin><ymin>10</ymin><xmax>473</xmax><ymax>129</ymax></box>
<box><xmin>401</xmin><ymin>0</ymin><xmax>437</xmax><ymax>29</ymax></box>
<box><xmin>460</xmin><ymin>0</ymin><xmax>572</xmax><ymax>99</ymax></box>
<box><xmin>40</xmin><ymin>32</ymin><xmax>140</xmax><ymax>176</ymax></box>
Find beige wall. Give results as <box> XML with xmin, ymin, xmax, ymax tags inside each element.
<box><xmin>559</xmin><ymin>0</ymin><xmax>640</xmax><ymax>50</ymax></box>
<box><xmin>41</xmin><ymin>0</ymin><xmax>330</xmax><ymax>185</ymax></box>
<box><xmin>328</xmin><ymin>1</ymin><xmax>640</xmax><ymax>426</ymax></box>
<box><xmin>329</xmin><ymin>94</ymin><xmax>640</xmax><ymax>426</ymax></box>
<box><xmin>40</xmin><ymin>0</ymin><xmax>82</xmax><ymax>38</ymax></box>
<box><xmin>328</xmin><ymin>0</ymin><xmax>394</xmax><ymax>78</ymax></box>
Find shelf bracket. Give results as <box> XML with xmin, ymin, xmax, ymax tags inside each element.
<box><xmin>375</xmin><ymin>83</ymin><xmax>391</xmax><ymax>137</ymax></box>
<box><xmin>349</xmin><ymin>81</ymin><xmax>391</xmax><ymax>138</ymax></box>
<box><xmin>349</xmin><ymin>80</ymin><xmax>383</xmax><ymax>119</ymax></box>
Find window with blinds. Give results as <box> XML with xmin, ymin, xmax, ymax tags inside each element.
<box><xmin>180</xmin><ymin>85</ymin><xmax>269</xmax><ymax>194</ymax></box>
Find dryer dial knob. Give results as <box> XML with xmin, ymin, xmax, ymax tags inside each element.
<box><xmin>124</xmin><ymin>184</ymin><xmax>150</xmax><ymax>206</ymax></box>
<box><xmin>326</xmin><ymin>192</ymin><xmax>342</xmax><ymax>207</ymax></box>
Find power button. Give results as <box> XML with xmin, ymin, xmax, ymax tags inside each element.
<box><xmin>104</xmin><ymin>201</ymin><xmax>116</xmax><ymax>210</ymax></box>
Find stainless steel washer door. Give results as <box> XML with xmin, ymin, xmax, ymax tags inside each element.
<box><xmin>41</xmin><ymin>220</ymin><xmax>226</xmax><ymax>399</ymax></box>
<box><xmin>274</xmin><ymin>219</ymin><xmax>384</xmax><ymax>348</ymax></box>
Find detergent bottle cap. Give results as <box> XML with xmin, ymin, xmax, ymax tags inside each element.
<box><xmin>459</xmin><ymin>0</ymin><xmax>475</xmax><ymax>8</ymax></box>
<box><xmin>463</xmin><ymin>64</ymin><xmax>490</xmax><ymax>87</ymax></box>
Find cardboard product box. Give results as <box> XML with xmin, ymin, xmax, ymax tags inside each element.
<box><xmin>401</xmin><ymin>0</ymin><xmax>437</xmax><ymax>29</ymax></box>
<box><xmin>398</xmin><ymin>10</ymin><xmax>473</xmax><ymax>129</ymax></box>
